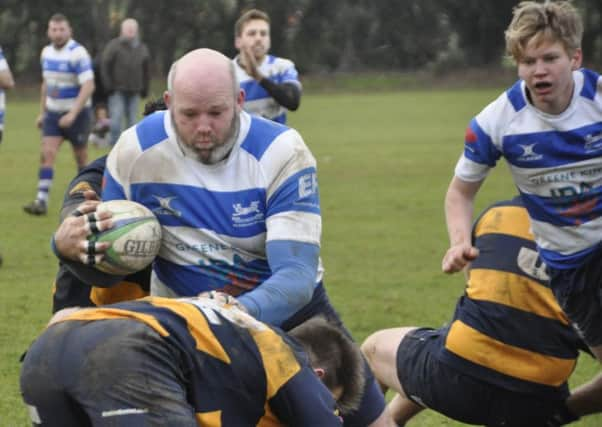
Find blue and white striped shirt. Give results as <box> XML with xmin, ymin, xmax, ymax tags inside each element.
<box><xmin>41</xmin><ymin>39</ymin><xmax>93</xmax><ymax>113</ymax></box>
<box><xmin>103</xmin><ymin>111</ymin><xmax>323</xmax><ymax>323</ymax></box>
<box><xmin>234</xmin><ymin>54</ymin><xmax>301</xmax><ymax>124</ymax></box>
<box><xmin>455</xmin><ymin>69</ymin><xmax>602</xmax><ymax>269</ymax></box>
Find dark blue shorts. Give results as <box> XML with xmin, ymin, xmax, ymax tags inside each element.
<box><xmin>282</xmin><ymin>283</ymin><xmax>386</xmax><ymax>427</ymax></box>
<box><xmin>20</xmin><ymin>320</ymin><xmax>197</xmax><ymax>426</ymax></box>
<box><xmin>548</xmin><ymin>246</ymin><xmax>602</xmax><ymax>347</ymax></box>
<box><xmin>42</xmin><ymin>108</ymin><xmax>92</xmax><ymax>145</ymax></box>
<box><xmin>396</xmin><ymin>328</ymin><xmax>567</xmax><ymax>427</ymax></box>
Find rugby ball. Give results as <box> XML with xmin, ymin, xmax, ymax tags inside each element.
<box><xmin>91</xmin><ymin>200</ymin><xmax>162</xmax><ymax>275</ymax></box>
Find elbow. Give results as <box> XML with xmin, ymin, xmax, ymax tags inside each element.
<box><xmin>287</xmin><ymin>98</ymin><xmax>301</xmax><ymax>111</ymax></box>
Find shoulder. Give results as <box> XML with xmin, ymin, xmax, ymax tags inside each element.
<box><xmin>474</xmin><ymin>81</ymin><xmax>525</xmax><ymax>137</ymax></box>
<box><xmin>134</xmin><ymin>110</ymin><xmax>169</xmax><ymax>152</ymax></box>
<box><xmin>241</xmin><ymin>114</ymin><xmax>309</xmax><ymax>163</ymax></box>
<box><xmin>68</xmin><ymin>40</ymin><xmax>91</xmax><ymax>59</ymax></box>
<box><xmin>269</xmin><ymin>55</ymin><xmax>296</xmax><ymax>68</ymax></box>
<box><xmin>576</xmin><ymin>68</ymin><xmax>602</xmax><ymax>102</ymax></box>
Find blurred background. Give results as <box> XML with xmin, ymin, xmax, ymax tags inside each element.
<box><xmin>3</xmin><ymin>0</ymin><xmax>602</xmax><ymax>83</ymax></box>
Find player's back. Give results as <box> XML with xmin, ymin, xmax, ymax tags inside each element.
<box><xmin>439</xmin><ymin>197</ymin><xmax>585</xmax><ymax>397</ymax></box>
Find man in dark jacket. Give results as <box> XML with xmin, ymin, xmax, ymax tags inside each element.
<box><xmin>101</xmin><ymin>18</ymin><xmax>150</xmax><ymax>145</ymax></box>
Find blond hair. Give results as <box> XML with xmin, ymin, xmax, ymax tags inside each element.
<box><xmin>505</xmin><ymin>1</ymin><xmax>583</xmax><ymax>62</ymax></box>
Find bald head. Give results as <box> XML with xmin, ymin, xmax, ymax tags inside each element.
<box><xmin>168</xmin><ymin>49</ymin><xmax>238</xmax><ymax>100</ymax></box>
<box><xmin>120</xmin><ymin>18</ymin><xmax>139</xmax><ymax>39</ymax></box>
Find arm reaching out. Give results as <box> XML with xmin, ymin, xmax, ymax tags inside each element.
<box><xmin>442</xmin><ymin>176</ymin><xmax>483</xmax><ymax>274</ymax></box>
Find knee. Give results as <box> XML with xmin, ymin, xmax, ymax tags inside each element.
<box><xmin>361</xmin><ymin>333</ymin><xmax>380</xmax><ymax>366</ymax></box>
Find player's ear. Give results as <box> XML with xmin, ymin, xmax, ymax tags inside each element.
<box><xmin>570</xmin><ymin>47</ymin><xmax>582</xmax><ymax>70</ymax></box>
<box><xmin>163</xmin><ymin>90</ymin><xmax>171</xmax><ymax>108</ymax></box>
<box><xmin>313</xmin><ymin>367</ymin><xmax>325</xmax><ymax>379</ymax></box>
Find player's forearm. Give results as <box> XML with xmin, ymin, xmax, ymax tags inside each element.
<box><xmin>70</xmin><ymin>79</ymin><xmax>95</xmax><ymax>116</ymax></box>
<box><xmin>238</xmin><ymin>240</ymin><xmax>318</xmax><ymax>325</ymax></box>
<box><xmin>567</xmin><ymin>373</ymin><xmax>602</xmax><ymax>417</ymax></box>
<box><xmin>0</xmin><ymin>70</ymin><xmax>15</xmax><ymax>90</ymax></box>
<box><xmin>444</xmin><ymin>177</ymin><xmax>481</xmax><ymax>246</ymax></box>
<box><xmin>259</xmin><ymin>79</ymin><xmax>301</xmax><ymax>111</ymax></box>
<box><xmin>39</xmin><ymin>81</ymin><xmax>47</xmax><ymax>114</ymax></box>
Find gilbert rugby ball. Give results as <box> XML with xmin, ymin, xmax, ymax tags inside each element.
<box><xmin>91</xmin><ymin>200</ymin><xmax>162</xmax><ymax>275</ymax></box>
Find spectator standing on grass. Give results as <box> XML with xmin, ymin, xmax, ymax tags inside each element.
<box><xmin>363</xmin><ymin>197</ymin><xmax>602</xmax><ymax>426</ymax></box>
<box><xmin>0</xmin><ymin>45</ymin><xmax>15</xmax><ymax>266</ymax></box>
<box><xmin>442</xmin><ymin>1</ymin><xmax>602</xmax><ymax>365</ymax></box>
<box><xmin>60</xmin><ymin>48</ymin><xmax>393</xmax><ymax>426</ymax></box>
<box><xmin>21</xmin><ymin>298</ymin><xmax>364</xmax><ymax>425</ymax></box>
<box><xmin>24</xmin><ymin>13</ymin><xmax>95</xmax><ymax>216</ymax></box>
<box><xmin>101</xmin><ymin>18</ymin><xmax>150</xmax><ymax>146</ymax></box>
<box><xmin>233</xmin><ymin>9</ymin><xmax>301</xmax><ymax>124</ymax></box>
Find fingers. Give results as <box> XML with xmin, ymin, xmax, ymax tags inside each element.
<box><xmin>199</xmin><ymin>291</ymin><xmax>248</xmax><ymax>312</ymax></box>
<box><xmin>77</xmin><ymin>239</ymin><xmax>109</xmax><ymax>266</ymax></box>
<box><xmin>54</xmin><ymin>202</ymin><xmax>113</xmax><ymax>263</ymax></box>
<box><xmin>82</xmin><ymin>210</ymin><xmax>113</xmax><ymax>235</ymax></box>
<box><xmin>83</xmin><ymin>189</ymin><xmax>100</xmax><ymax>201</ymax></box>
<box><xmin>442</xmin><ymin>245</ymin><xmax>480</xmax><ymax>274</ymax></box>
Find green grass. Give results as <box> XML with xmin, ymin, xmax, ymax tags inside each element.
<box><xmin>0</xmin><ymin>89</ymin><xmax>600</xmax><ymax>426</ymax></box>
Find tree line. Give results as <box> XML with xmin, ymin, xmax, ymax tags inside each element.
<box><xmin>2</xmin><ymin>0</ymin><xmax>602</xmax><ymax>81</ymax></box>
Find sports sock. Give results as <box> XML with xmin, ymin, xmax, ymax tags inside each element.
<box><xmin>35</xmin><ymin>167</ymin><xmax>53</xmax><ymax>203</ymax></box>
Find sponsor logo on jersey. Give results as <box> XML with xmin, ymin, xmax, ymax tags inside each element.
<box><xmin>232</xmin><ymin>200</ymin><xmax>264</xmax><ymax>227</ymax></box>
<box><xmin>298</xmin><ymin>172</ymin><xmax>318</xmax><ymax>199</ymax></box>
<box><xmin>584</xmin><ymin>132</ymin><xmax>602</xmax><ymax>153</ymax></box>
<box><xmin>152</xmin><ymin>195</ymin><xmax>182</xmax><ymax>217</ymax></box>
<box><xmin>517</xmin><ymin>143</ymin><xmax>543</xmax><ymax>161</ymax></box>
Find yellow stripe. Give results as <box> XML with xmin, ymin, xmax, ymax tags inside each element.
<box><xmin>468</xmin><ymin>269</ymin><xmax>569</xmax><ymax>323</ymax></box>
<box><xmin>63</xmin><ymin>308</ymin><xmax>170</xmax><ymax>336</ymax></box>
<box><xmin>196</xmin><ymin>410</ymin><xmax>221</xmax><ymax>426</ymax></box>
<box><xmin>474</xmin><ymin>205</ymin><xmax>533</xmax><ymax>240</ymax></box>
<box><xmin>90</xmin><ymin>281</ymin><xmax>148</xmax><ymax>306</ymax></box>
<box><xmin>446</xmin><ymin>320</ymin><xmax>576</xmax><ymax>386</ymax></box>
<box><xmin>68</xmin><ymin>180</ymin><xmax>94</xmax><ymax>195</ymax></box>
<box><xmin>257</xmin><ymin>402</ymin><xmax>284</xmax><ymax>426</ymax></box>
<box><xmin>249</xmin><ymin>328</ymin><xmax>301</xmax><ymax>399</ymax></box>
<box><xmin>150</xmin><ymin>298</ymin><xmax>230</xmax><ymax>364</ymax></box>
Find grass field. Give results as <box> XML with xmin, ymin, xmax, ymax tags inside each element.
<box><xmin>0</xmin><ymin>88</ymin><xmax>600</xmax><ymax>426</ymax></box>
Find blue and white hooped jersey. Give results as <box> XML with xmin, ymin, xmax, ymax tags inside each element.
<box><xmin>0</xmin><ymin>47</ymin><xmax>10</xmax><ymax>130</ymax></box>
<box><xmin>234</xmin><ymin>54</ymin><xmax>301</xmax><ymax>124</ymax></box>
<box><xmin>455</xmin><ymin>69</ymin><xmax>602</xmax><ymax>269</ymax></box>
<box><xmin>41</xmin><ymin>39</ymin><xmax>93</xmax><ymax>113</ymax></box>
<box><xmin>103</xmin><ymin>110</ymin><xmax>323</xmax><ymax>296</ymax></box>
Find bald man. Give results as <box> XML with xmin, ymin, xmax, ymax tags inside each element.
<box><xmin>101</xmin><ymin>17</ymin><xmax>150</xmax><ymax>145</ymax></box>
<box><xmin>84</xmin><ymin>49</ymin><xmax>392</xmax><ymax>426</ymax></box>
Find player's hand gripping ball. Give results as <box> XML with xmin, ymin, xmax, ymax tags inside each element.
<box><xmin>90</xmin><ymin>200</ymin><xmax>162</xmax><ymax>275</ymax></box>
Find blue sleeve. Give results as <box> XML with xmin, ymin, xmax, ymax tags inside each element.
<box><xmin>237</xmin><ymin>240</ymin><xmax>318</xmax><ymax>326</ymax></box>
<box><xmin>101</xmin><ymin>168</ymin><xmax>126</xmax><ymax>201</ymax></box>
<box><xmin>269</xmin><ymin>366</ymin><xmax>343</xmax><ymax>426</ymax></box>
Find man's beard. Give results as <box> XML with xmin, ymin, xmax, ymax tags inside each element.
<box><xmin>172</xmin><ymin>111</ymin><xmax>240</xmax><ymax>165</ymax></box>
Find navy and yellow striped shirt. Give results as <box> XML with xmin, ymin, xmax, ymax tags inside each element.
<box><xmin>59</xmin><ymin>297</ymin><xmax>342</xmax><ymax>426</ymax></box>
<box><xmin>439</xmin><ymin>197</ymin><xmax>585</xmax><ymax>398</ymax></box>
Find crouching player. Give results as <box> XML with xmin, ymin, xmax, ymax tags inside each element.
<box><xmin>20</xmin><ymin>296</ymin><xmax>365</xmax><ymax>426</ymax></box>
<box><xmin>362</xmin><ymin>197</ymin><xmax>602</xmax><ymax>426</ymax></box>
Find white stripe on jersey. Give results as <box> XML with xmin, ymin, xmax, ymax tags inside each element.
<box><xmin>41</xmin><ymin>39</ymin><xmax>93</xmax><ymax>113</ymax></box>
